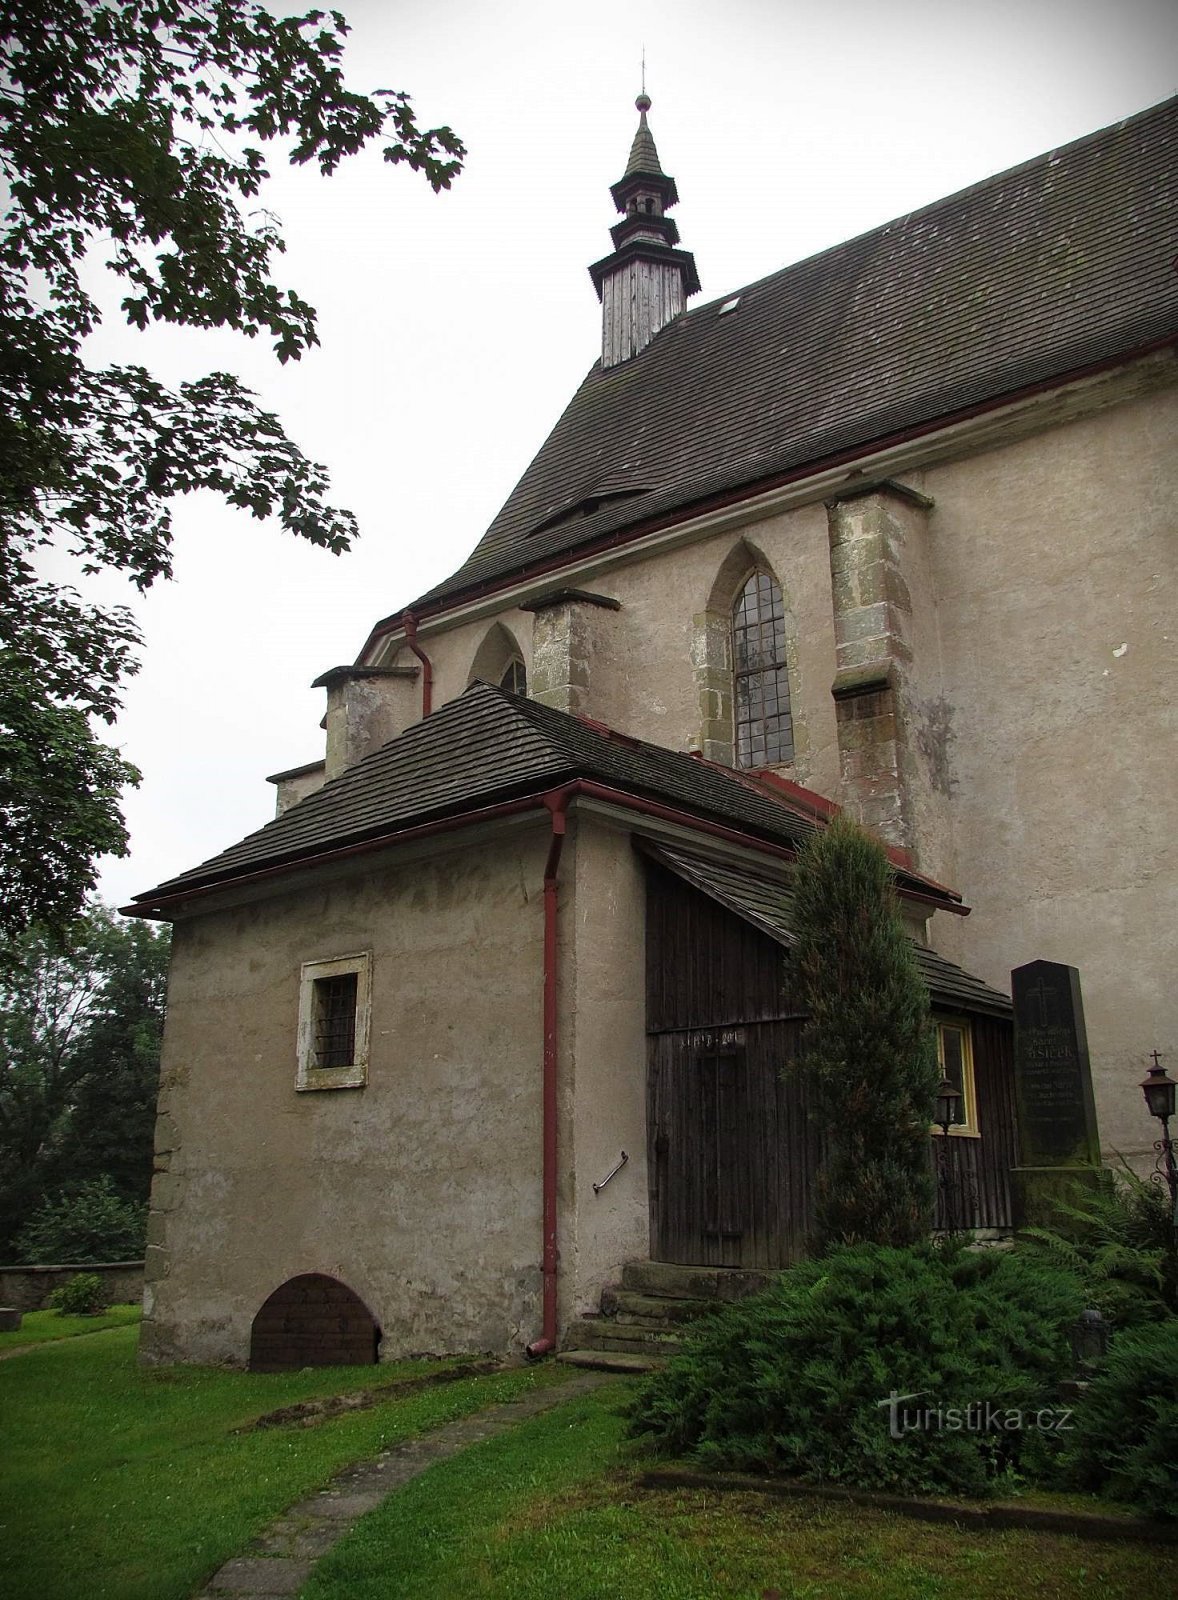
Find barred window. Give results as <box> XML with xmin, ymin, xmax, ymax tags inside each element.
<box><xmin>733</xmin><ymin>571</ymin><xmax>793</xmax><ymax>767</ymax></box>
<box><xmin>297</xmin><ymin>953</ymin><xmax>371</xmax><ymax>1091</ymax></box>
<box><xmin>312</xmin><ymin>974</ymin><xmax>358</xmax><ymax>1069</ymax></box>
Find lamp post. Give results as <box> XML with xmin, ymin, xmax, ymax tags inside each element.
<box><xmin>934</xmin><ymin>1077</ymin><xmax>962</xmax><ymax>1234</ymax></box>
<box><xmin>1141</xmin><ymin>1051</ymin><xmax>1178</xmax><ymax>1232</ymax></box>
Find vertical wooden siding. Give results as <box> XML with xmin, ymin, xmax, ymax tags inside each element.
<box><xmin>645</xmin><ymin>863</ymin><xmax>816</xmax><ymax>1267</ymax></box>
<box><xmin>646</xmin><ymin>860</ymin><xmax>1018</xmax><ymax>1252</ymax></box>
<box><xmin>934</xmin><ymin>1016</ymin><xmax>1017</xmax><ymax>1231</ymax></box>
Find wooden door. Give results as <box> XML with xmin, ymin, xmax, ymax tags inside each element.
<box><xmin>648</xmin><ymin>1026</ymin><xmax>748</xmax><ymax>1266</ymax></box>
<box><xmin>647</xmin><ymin>1020</ymin><xmax>814</xmax><ymax>1268</ymax></box>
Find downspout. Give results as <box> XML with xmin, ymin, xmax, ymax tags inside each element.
<box><xmin>401</xmin><ymin>611</ymin><xmax>433</xmax><ymax>718</ymax></box>
<box><xmin>526</xmin><ymin>786</ymin><xmax>574</xmax><ymax>1359</ymax></box>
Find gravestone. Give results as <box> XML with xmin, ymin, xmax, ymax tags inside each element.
<box><xmin>1010</xmin><ymin>959</ymin><xmax>1105</xmax><ymax>1228</ymax></box>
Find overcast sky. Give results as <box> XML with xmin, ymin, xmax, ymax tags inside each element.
<box><xmin>73</xmin><ymin>0</ymin><xmax>1178</xmax><ymax>909</ymax></box>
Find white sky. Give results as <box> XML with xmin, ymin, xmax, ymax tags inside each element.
<box><xmin>74</xmin><ymin>0</ymin><xmax>1177</xmax><ymax>908</ymax></box>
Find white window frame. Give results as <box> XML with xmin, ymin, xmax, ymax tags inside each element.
<box><xmin>296</xmin><ymin>951</ymin><xmax>372</xmax><ymax>1092</ymax></box>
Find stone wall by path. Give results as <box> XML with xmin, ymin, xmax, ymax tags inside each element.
<box><xmin>0</xmin><ymin>1261</ymin><xmax>144</xmax><ymax>1311</ymax></box>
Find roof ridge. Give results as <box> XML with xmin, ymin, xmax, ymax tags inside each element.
<box><xmin>680</xmin><ymin>94</ymin><xmax>1178</xmax><ymax>320</ymax></box>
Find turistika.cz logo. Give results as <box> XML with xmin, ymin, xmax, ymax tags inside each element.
<box><xmin>876</xmin><ymin>1389</ymin><xmax>1074</xmax><ymax>1441</ymax></box>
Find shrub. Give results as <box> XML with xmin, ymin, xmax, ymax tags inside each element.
<box><xmin>1021</xmin><ymin>1160</ymin><xmax>1178</xmax><ymax>1327</ymax></box>
<box><xmin>15</xmin><ymin>1176</ymin><xmax>147</xmax><ymax>1265</ymax></box>
<box><xmin>790</xmin><ymin>814</ymin><xmax>940</xmax><ymax>1250</ymax></box>
<box><xmin>1064</xmin><ymin>1320</ymin><xmax>1178</xmax><ymax>1520</ymax></box>
<box><xmin>48</xmin><ymin>1272</ymin><xmax>108</xmax><ymax>1316</ymax></box>
<box><xmin>629</xmin><ymin>1240</ymin><xmax>1086</xmax><ymax>1497</ymax></box>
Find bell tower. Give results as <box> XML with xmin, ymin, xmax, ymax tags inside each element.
<box><xmin>589</xmin><ymin>92</ymin><xmax>700</xmax><ymax>368</ymax></box>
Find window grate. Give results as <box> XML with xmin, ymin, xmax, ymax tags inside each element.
<box><xmin>314</xmin><ymin>973</ymin><xmax>357</xmax><ymax>1069</ymax></box>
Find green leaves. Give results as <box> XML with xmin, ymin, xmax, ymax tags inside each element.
<box><xmin>0</xmin><ymin>905</ymin><xmax>170</xmax><ymax>1258</ymax></box>
<box><xmin>0</xmin><ymin>2</ymin><xmax>463</xmax><ymax>938</ymax></box>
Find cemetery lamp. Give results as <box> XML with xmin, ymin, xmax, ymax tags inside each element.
<box><xmin>1140</xmin><ymin>1053</ymin><xmax>1178</xmax><ymax>1226</ymax></box>
<box><xmin>934</xmin><ymin>1077</ymin><xmax>962</xmax><ymax>1234</ymax></box>
<box><xmin>935</xmin><ymin>1077</ymin><xmax>962</xmax><ymax>1136</ymax></box>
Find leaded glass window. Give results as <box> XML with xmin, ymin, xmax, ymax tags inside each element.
<box><xmin>733</xmin><ymin>571</ymin><xmax>793</xmax><ymax>767</ymax></box>
<box><xmin>499</xmin><ymin>658</ymin><xmax>527</xmax><ymax>696</ymax></box>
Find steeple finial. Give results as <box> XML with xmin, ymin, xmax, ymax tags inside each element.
<box><xmin>625</xmin><ymin>87</ymin><xmax>663</xmax><ymax>178</ymax></box>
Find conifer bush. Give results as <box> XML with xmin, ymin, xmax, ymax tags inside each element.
<box><xmin>629</xmin><ymin>1241</ymin><xmax>1086</xmax><ymax>1496</ymax></box>
<box><xmin>1064</xmin><ymin>1319</ymin><xmax>1178</xmax><ymax>1519</ymax></box>
<box><xmin>790</xmin><ymin>814</ymin><xmax>940</xmax><ymax>1250</ymax></box>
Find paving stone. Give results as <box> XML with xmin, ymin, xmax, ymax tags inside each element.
<box><xmin>198</xmin><ymin>1370</ymin><xmax>616</xmax><ymax>1598</ymax></box>
<box><xmin>207</xmin><ymin>1556</ymin><xmax>312</xmax><ymax>1593</ymax></box>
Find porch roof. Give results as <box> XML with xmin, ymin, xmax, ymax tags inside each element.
<box><xmin>641</xmin><ymin>840</ymin><xmax>1012</xmax><ymax>1017</ymax></box>
<box><xmin>126</xmin><ymin>682</ymin><xmax>963</xmax><ymax>914</ymax></box>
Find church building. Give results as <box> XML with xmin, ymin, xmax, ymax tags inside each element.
<box><xmin>127</xmin><ymin>95</ymin><xmax>1178</xmax><ymax>1368</ymax></box>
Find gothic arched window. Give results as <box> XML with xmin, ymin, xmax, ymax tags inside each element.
<box><xmin>732</xmin><ymin>571</ymin><xmax>794</xmax><ymax>767</ymax></box>
<box><xmin>499</xmin><ymin>658</ymin><xmax>527</xmax><ymax>696</ymax></box>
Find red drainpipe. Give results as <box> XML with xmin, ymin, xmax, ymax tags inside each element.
<box><xmin>526</xmin><ymin>786</ymin><xmax>574</xmax><ymax>1359</ymax></box>
<box><xmin>401</xmin><ymin>611</ymin><xmax>433</xmax><ymax>718</ymax></box>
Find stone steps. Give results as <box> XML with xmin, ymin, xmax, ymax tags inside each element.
<box><xmin>564</xmin><ymin>1316</ymin><xmax>685</xmax><ymax>1357</ymax></box>
<box><xmin>612</xmin><ymin>1291</ymin><xmax>717</xmax><ymax>1324</ymax></box>
<box><xmin>620</xmin><ymin>1260</ymin><xmax>773</xmax><ymax>1302</ymax></box>
<box><xmin>558</xmin><ymin>1260</ymin><xmax>774</xmax><ymax>1372</ymax></box>
<box><xmin>556</xmin><ymin>1348</ymin><xmax>660</xmax><ymax>1374</ymax></box>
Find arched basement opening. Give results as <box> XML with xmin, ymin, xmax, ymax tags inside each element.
<box><xmin>248</xmin><ymin>1273</ymin><xmax>381</xmax><ymax>1371</ymax></box>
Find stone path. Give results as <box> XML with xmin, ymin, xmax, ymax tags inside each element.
<box><xmin>194</xmin><ymin>1369</ymin><xmax>616</xmax><ymax>1598</ymax></box>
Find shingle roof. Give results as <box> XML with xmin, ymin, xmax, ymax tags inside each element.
<box><xmin>625</xmin><ymin>109</ymin><xmax>662</xmax><ymax>178</ymax></box>
<box><xmin>128</xmin><ymin>683</ymin><xmax>959</xmax><ymax>910</ymax></box>
<box><xmin>408</xmin><ymin>98</ymin><xmax>1178</xmax><ymax>615</ymax></box>
<box><xmin>643</xmin><ymin>841</ymin><xmax>1011</xmax><ymax>1017</ymax></box>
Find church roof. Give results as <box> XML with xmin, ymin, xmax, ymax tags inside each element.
<box><xmin>403</xmin><ymin>97</ymin><xmax>1178</xmax><ymax>621</ymax></box>
<box><xmin>642</xmin><ymin>840</ymin><xmax>1011</xmax><ymax>1016</ymax></box>
<box><xmin>127</xmin><ymin>682</ymin><xmax>961</xmax><ymax>913</ymax></box>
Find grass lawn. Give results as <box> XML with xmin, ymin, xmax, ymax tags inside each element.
<box><xmin>305</xmin><ymin>1384</ymin><xmax>1178</xmax><ymax>1600</ymax></box>
<box><xmin>0</xmin><ymin>1324</ymin><xmax>574</xmax><ymax>1600</ymax></box>
<box><xmin>0</xmin><ymin>1303</ymin><xmax>141</xmax><ymax>1352</ymax></box>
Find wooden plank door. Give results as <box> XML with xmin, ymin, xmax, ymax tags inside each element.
<box><xmin>647</xmin><ymin>1020</ymin><xmax>815</xmax><ymax>1268</ymax></box>
<box><xmin>648</xmin><ymin>1026</ymin><xmax>749</xmax><ymax>1266</ymax></box>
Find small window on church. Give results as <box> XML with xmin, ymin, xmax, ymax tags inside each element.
<box><xmin>733</xmin><ymin>571</ymin><xmax>794</xmax><ymax>767</ymax></box>
<box><xmin>499</xmin><ymin>658</ymin><xmax>527</xmax><ymax>696</ymax></box>
<box><xmin>297</xmin><ymin>952</ymin><xmax>371</xmax><ymax>1091</ymax></box>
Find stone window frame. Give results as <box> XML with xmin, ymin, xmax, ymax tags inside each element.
<box><xmin>296</xmin><ymin>951</ymin><xmax>372</xmax><ymax>1092</ymax></box>
<box><xmin>468</xmin><ymin>620</ymin><xmax>529</xmax><ymax>694</ymax></box>
<box><xmin>934</xmin><ymin>1015</ymin><xmax>980</xmax><ymax>1138</ymax></box>
<box><xmin>694</xmin><ymin>539</ymin><xmax>800</xmax><ymax>769</ymax></box>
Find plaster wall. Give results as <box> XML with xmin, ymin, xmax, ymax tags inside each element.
<box><xmin>914</xmin><ymin>385</ymin><xmax>1178</xmax><ymax>1162</ymax></box>
<box><xmin>564</xmin><ymin>817</ymin><xmax>649</xmax><ymax>1316</ymax></box>
<box><xmin>374</xmin><ymin>504</ymin><xmax>841</xmax><ymax>795</ymax></box>
<box><xmin>378</xmin><ymin>605</ymin><xmax>534</xmax><ymax>709</ymax></box>
<box><xmin>141</xmin><ymin>824</ymin><xmax>551</xmax><ymax>1366</ymax></box>
<box><xmin>348</xmin><ymin>379</ymin><xmax>1173</xmax><ymax>1172</ymax></box>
